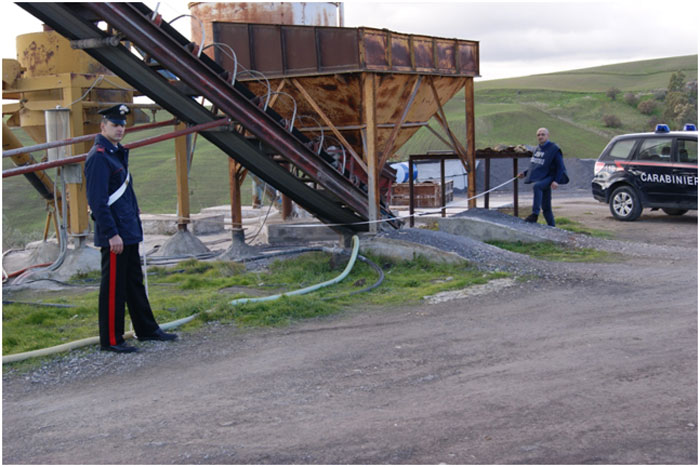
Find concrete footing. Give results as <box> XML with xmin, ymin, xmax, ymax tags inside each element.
<box><xmin>15</xmin><ymin>242</ymin><xmax>102</xmax><ymax>284</ymax></box>
<box><xmin>218</xmin><ymin>229</ymin><xmax>259</xmax><ymax>260</ymax></box>
<box><xmin>26</xmin><ymin>240</ymin><xmax>61</xmax><ymax>265</ymax></box>
<box><xmin>50</xmin><ymin>244</ymin><xmax>101</xmax><ymax>281</ymax></box>
<box><xmin>152</xmin><ymin>230</ymin><xmax>211</xmax><ymax>257</ymax></box>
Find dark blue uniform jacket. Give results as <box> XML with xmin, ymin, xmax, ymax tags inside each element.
<box><xmin>85</xmin><ymin>134</ymin><xmax>143</xmax><ymax>248</ymax></box>
<box><xmin>523</xmin><ymin>140</ymin><xmax>568</xmax><ymax>185</ymax></box>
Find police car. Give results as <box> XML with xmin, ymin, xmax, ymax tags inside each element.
<box><xmin>592</xmin><ymin>123</ymin><xmax>698</xmax><ymax>221</ymax></box>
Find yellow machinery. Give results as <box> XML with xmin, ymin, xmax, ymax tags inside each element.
<box><xmin>3</xmin><ymin>29</ymin><xmax>136</xmax><ymax>243</ymax></box>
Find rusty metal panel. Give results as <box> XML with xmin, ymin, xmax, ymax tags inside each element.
<box><xmin>211</xmin><ymin>22</ymin><xmax>251</xmax><ymax>71</ymax></box>
<box><xmin>249</xmin><ymin>25</ymin><xmax>284</xmax><ymax>74</ymax></box>
<box><xmin>458</xmin><ymin>42</ymin><xmax>479</xmax><ymax>75</ymax></box>
<box><xmin>412</xmin><ymin>36</ymin><xmax>435</xmax><ymax>71</ymax></box>
<box><xmin>361</xmin><ymin>29</ymin><xmax>388</xmax><ymax>70</ymax></box>
<box><xmin>211</xmin><ymin>22</ymin><xmax>478</xmax><ymax>77</ymax></box>
<box><xmin>281</xmin><ymin>26</ymin><xmax>318</xmax><ymax>73</ymax></box>
<box><xmin>317</xmin><ymin>27</ymin><xmax>360</xmax><ymax>72</ymax></box>
<box><xmin>435</xmin><ymin>39</ymin><xmax>456</xmax><ymax>73</ymax></box>
<box><xmin>389</xmin><ymin>33</ymin><xmax>412</xmax><ymax>71</ymax></box>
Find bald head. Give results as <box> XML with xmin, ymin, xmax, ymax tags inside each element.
<box><xmin>536</xmin><ymin>128</ymin><xmax>549</xmax><ymax>145</ymax></box>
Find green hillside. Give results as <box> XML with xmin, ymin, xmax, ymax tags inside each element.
<box><xmin>398</xmin><ymin>55</ymin><xmax>698</xmax><ymax>159</ymax></box>
<box><xmin>475</xmin><ymin>55</ymin><xmax>697</xmax><ymax>92</ymax></box>
<box><xmin>3</xmin><ymin>55</ymin><xmax>697</xmax><ymax>249</ymax></box>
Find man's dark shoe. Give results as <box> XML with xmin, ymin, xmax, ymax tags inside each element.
<box><xmin>101</xmin><ymin>342</ymin><xmax>139</xmax><ymax>353</ymax></box>
<box><xmin>138</xmin><ymin>328</ymin><xmax>178</xmax><ymax>342</ymax></box>
<box><xmin>524</xmin><ymin>213</ymin><xmax>539</xmax><ymax>223</ymax></box>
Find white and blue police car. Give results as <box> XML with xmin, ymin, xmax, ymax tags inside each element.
<box><xmin>592</xmin><ymin>123</ymin><xmax>698</xmax><ymax>221</ymax></box>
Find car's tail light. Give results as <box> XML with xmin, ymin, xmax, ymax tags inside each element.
<box><xmin>594</xmin><ymin>161</ymin><xmax>623</xmax><ymax>175</ymax></box>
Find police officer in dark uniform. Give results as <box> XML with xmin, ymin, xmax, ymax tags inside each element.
<box><xmin>85</xmin><ymin>104</ymin><xmax>177</xmax><ymax>353</ymax></box>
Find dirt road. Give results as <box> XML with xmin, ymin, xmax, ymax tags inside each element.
<box><xmin>3</xmin><ymin>200</ymin><xmax>697</xmax><ymax>464</ymax></box>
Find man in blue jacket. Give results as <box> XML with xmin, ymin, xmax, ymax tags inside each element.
<box><xmin>85</xmin><ymin>104</ymin><xmax>177</xmax><ymax>353</ymax></box>
<box><xmin>518</xmin><ymin>128</ymin><xmax>567</xmax><ymax>226</ymax></box>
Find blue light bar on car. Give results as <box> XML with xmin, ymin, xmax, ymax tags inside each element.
<box><xmin>683</xmin><ymin>123</ymin><xmax>697</xmax><ymax>131</ymax></box>
<box><xmin>655</xmin><ymin>124</ymin><xmax>670</xmax><ymax>133</ymax></box>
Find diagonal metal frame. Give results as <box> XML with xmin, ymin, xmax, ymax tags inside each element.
<box><xmin>17</xmin><ymin>2</ymin><xmax>381</xmax><ymax>232</ymax></box>
<box><xmin>92</xmin><ymin>2</ymin><xmax>378</xmax><ymax>219</ymax></box>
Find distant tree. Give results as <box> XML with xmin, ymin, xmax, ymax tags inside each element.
<box><xmin>668</xmin><ymin>70</ymin><xmax>686</xmax><ymax>93</ymax></box>
<box><xmin>663</xmin><ymin>71</ymin><xmax>698</xmax><ymax>127</ymax></box>
<box><xmin>603</xmin><ymin>114</ymin><xmax>622</xmax><ymax>128</ymax></box>
<box><xmin>606</xmin><ymin>87</ymin><xmax>621</xmax><ymax>101</ymax></box>
<box><xmin>637</xmin><ymin>100</ymin><xmax>656</xmax><ymax>115</ymax></box>
<box><xmin>674</xmin><ymin>103</ymin><xmax>698</xmax><ymax>127</ymax></box>
<box><xmin>623</xmin><ymin>92</ymin><xmax>638</xmax><ymax>106</ymax></box>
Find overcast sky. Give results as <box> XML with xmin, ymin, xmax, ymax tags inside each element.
<box><xmin>2</xmin><ymin>1</ymin><xmax>698</xmax><ymax>81</ymax></box>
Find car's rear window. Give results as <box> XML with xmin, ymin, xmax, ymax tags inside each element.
<box><xmin>604</xmin><ymin>138</ymin><xmax>637</xmax><ymax>161</ymax></box>
<box><xmin>677</xmin><ymin>139</ymin><xmax>698</xmax><ymax>164</ymax></box>
<box><xmin>637</xmin><ymin>137</ymin><xmax>674</xmax><ymax>161</ymax></box>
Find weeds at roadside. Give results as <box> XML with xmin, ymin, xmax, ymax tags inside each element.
<box><xmin>2</xmin><ymin>252</ymin><xmax>506</xmax><ymax>360</ymax></box>
<box><xmin>487</xmin><ymin>240</ymin><xmax>615</xmax><ymax>262</ymax></box>
<box><xmin>553</xmin><ymin>217</ymin><xmax>613</xmax><ymax>238</ymax></box>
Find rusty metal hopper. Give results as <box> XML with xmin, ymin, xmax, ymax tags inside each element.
<box><xmin>209</xmin><ymin>23</ymin><xmax>479</xmax><ymax>165</ymax></box>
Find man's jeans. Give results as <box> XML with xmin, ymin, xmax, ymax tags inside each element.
<box><xmin>531</xmin><ymin>176</ymin><xmax>555</xmax><ymax>226</ymax></box>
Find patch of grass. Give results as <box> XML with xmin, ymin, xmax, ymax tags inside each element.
<box><xmin>553</xmin><ymin>217</ymin><xmax>613</xmax><ymax>238</ymax></box>
<box><xmin>487</xmin><ymin>240</ymin><xmax>614</xmax><ymax>263</ymax></box>
<box><xmin>360</xmin><ymin>254</ymin><xmax>509</xmax><ymax>305</ymax></box>
<box><xmin>495</xmin><ymin>208</ymin><xmax>613</xmax><ymax>239</ymax></box>
<box><xmin>2</xmin><ymin>252</ymin><xmax>509</xmax><ymax>361</ymax></box>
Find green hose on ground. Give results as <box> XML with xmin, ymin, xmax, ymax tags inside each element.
<box><xmin>230</xmin><ymin>235</ymin><xmax>359</xmax><ymax>306</ymax></box>
<box><xmin>2</xmin><ymin>236</ymin><xmax>361</xmax><ymax>365</ymax></box>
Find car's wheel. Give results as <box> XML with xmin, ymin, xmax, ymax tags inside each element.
<box><xmin>610</xmin><ymin>186</ymin><xmax>642</xmax><ymax>221</ymax></box>
<box><xmin>662</xmin><ymin>208</ymin><xmax>688</xmax><ymax>216</ymax></box>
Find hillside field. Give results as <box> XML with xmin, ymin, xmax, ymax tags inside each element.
<box><xmin>3</xmin><ymin>55</ymin><xmax>697</xmax><ymax>248</ymax></box>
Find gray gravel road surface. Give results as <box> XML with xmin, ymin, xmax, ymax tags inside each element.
<box><xmin>2</xmin><ymin>203</ymin><xmax>697</xmax><ymax>464</ymax></box>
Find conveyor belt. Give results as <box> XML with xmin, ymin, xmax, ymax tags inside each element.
<box><xmin>18</xmin><ymin>2</ymin><xmax>400</xmax><ymax>234</ymax></box>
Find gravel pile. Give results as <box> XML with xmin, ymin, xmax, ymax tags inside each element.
<box><xmin>377</xmin><ymin>227</ymin><xmax>551</xmax><ymax>277</ymax></box>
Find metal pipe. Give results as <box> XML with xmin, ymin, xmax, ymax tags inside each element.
<box><xmin>3</xmin><ymin>118</ymin><xmax>177</xmax><ymax>158</ymax></box>
<box><xmin>3</xmin><ymin>118</ymin><xmax>229</xmax><ymax>178</ymax></box>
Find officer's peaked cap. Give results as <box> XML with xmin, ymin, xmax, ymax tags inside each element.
<box><xmin>99</xmin><ymin>104</ymin><xmax>130</xmax><ymax>125</ymax></box>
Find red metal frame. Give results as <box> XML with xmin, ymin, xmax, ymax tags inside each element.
<box><xmin>3</xmin><ymin>118</ymin><xmax>229</xmax><ymax>178</ymax></box>
<box><xmin>2</xmin><ymin>118</ymin><xmax>177</xmax><ymax>159</ymax></box>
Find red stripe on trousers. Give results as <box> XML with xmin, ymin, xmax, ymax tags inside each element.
<box><xmin>109</xmin><ymin>251</ymin><xmax>117</xmax><ymax>346</ymax></box>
